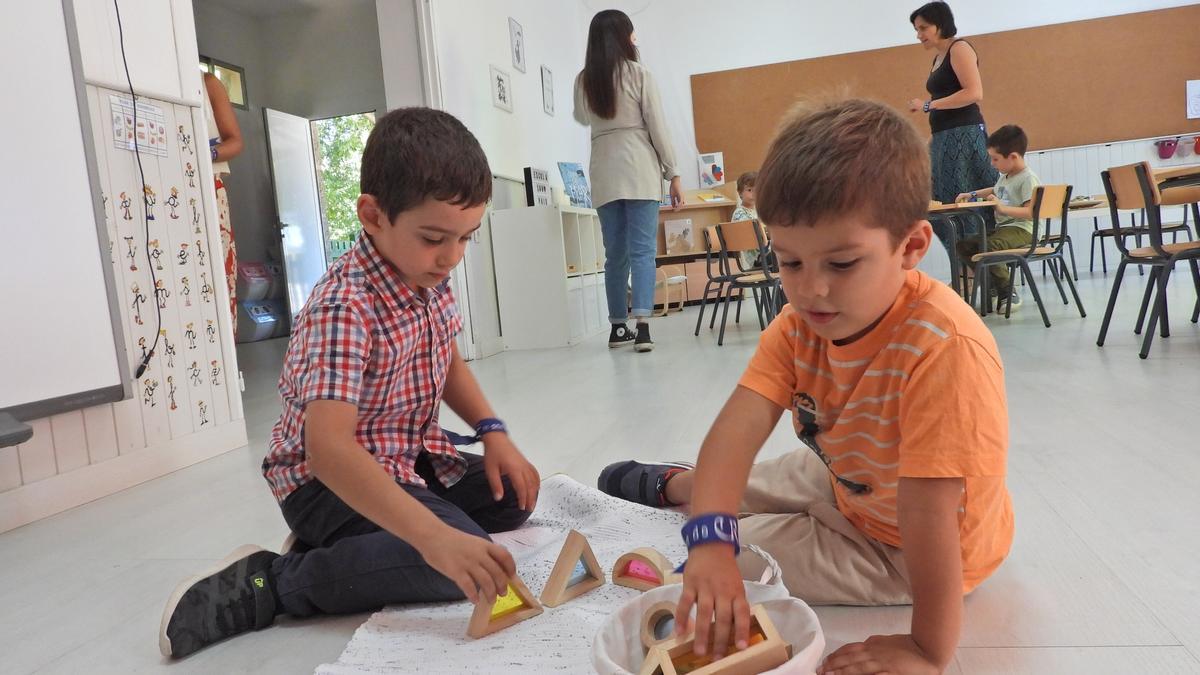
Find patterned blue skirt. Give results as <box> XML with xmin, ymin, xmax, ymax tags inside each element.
<box><xmin>930</xmin><ymin>123</ymin><xmax>999</xmax><ymax>249</ymax></box>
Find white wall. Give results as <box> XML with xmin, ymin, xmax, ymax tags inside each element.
<box><xmin>429</xmin><ymin>0</ymin><xmax>592</xmax><ymax>188</ymax></box>
<box><xmin>612</xmin><ymin>0</ymin><xmax>1199</xmax><ymax>190</ymax></box>
<box><xmin>376</xmin><ymin>0</ymin><xmax>426</xmax><ymax>110</ymax></box>
<box><xmin>260</xmin><ymin>1</ymin><xmax>387</xmax><ymax>120</ymax></box>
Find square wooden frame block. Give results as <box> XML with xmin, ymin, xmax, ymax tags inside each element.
<box><xmin>638</xmin><ymin>605</ymin><xmax>789</xmax><ymax>675</ymax></box>
<box><xmin>540</xmin><ymin>529</ymin><xmax>605</xmax><ymax>607</ymax></box>
<box><xmin>466</xmin><ymin>575</ymin><xmax>543</xmax><ymax>638</ymax></box>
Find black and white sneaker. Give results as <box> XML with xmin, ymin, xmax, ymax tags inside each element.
<box><xmin>160</xmin><ymin>545</ymin><xmax>280</xmax><ymax>658</ymax></box>
<box><xmin>608</xmin><ymin>323</ymin><xmax>635</xmax><ymax>348</ymax></box>
<box><xmin>598</xmin><ymin>460</ymin><xmax>694</xmax><ymax>507</ymax></box>
<box><xmin>634</xmin><ymin>322</ymin><xmax>653</xmax><ymax>352</ymax></box>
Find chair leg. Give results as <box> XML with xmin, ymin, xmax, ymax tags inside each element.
<box><xmin>1140</xmin><ymin>265</ymin><xmax>1172</xmax><ymax>359</ymax></box>
<box><xmin>1134</xmin><ymin>267</ymin><xmax>1160</xmax><ymax>335</ymax></box>
<box><xmin>969</xmin><ymin>262</ymin><xmax>984</xmax><ymax>316</ymax></box>
<box><xmin>1065</xmin><ymin>236</ymin><xmax>1079</xmax><ymax>281</ymax></box>
<box><xmin>717</xmin><ymin>284</ymin><xmax>735</xmax><ymax>346</ymax></box>
<box><xmin>1048</xmin><ymin>258</ymin><xmax>1069</xmax><ymax>304</ymax></box>
<box><xmin>709</xmin><ymin>283</ymin><xmax>724</xmax><ymax>330</ymax></box>
<box><xmin>1190</xmin><ymin>259</ymin><xmax>1200</xmax><ymax>324</ymax></box>
<box><xmin>1020</xmin><ymin>261</ymin><xmax>1051</xmax><ymax>327</ymax></box>
<box><xmin>734</xmin><ymin>289</ymin><xmax>744</xmax><ymax>324</ymax></box>
<box><xmin>751</xmin><ymin>288</ymin><xmax>766</xmax><ymax>330</ymax></box>
<box><xmin>1062</xmin><ymin>259</ymin><xmax>1087</xmax><ymax>318</ymax></box>
<box><xmin>1097</xmin><ymin>261</ymin><xmax>1127</xmax><ymax>346</ymax></box>
<box><xmin>695</xmin><ymin>280</ymin><xmax>715</xmax><ymax>336</ymax></box>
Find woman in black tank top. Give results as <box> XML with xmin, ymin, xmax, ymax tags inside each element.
<box><xmin>908</xmin><ymin>2</ymin><xmax>999</xmax><ymax>253</ymax></box>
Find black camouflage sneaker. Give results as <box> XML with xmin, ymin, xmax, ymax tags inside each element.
<box><xmin>608</xmin><ymin>323</ymin><xmax>635</xmax><ymax>348</ymax></box>
<box><xmin>598</xmin><ymin>460</ymin><xmax>694</xmax><ymax>506</ymax></box>
<box><xmin>634</xmin><ymin>322</ymin><xmax>653</xmax><ymax>353</ymax></box>
<box><xmin>160</xmin><ymin>545</ymin><xmax>280</xmax><ymax>658</ymax></box>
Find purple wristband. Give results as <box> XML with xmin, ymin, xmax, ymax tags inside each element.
<box><xmin>681</xmin><ymin>513</ymin><xmax>740</xmax><ymax>555</ymax></box>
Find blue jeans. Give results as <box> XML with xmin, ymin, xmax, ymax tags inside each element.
<box><xmin>597</xmin><ymin>199</ymin><xmax>659</xmax><ymax>322</ymax></box>
<box><xmin>270</xmin><ymin>452</ymin><xmax>530</xmax><ymax>616</ymax></box>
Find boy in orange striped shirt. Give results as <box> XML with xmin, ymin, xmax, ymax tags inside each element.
<box><xmin>598</xmin><ymin>99</ymin><xmax>1013</xmax><ymax>674</ymax></box>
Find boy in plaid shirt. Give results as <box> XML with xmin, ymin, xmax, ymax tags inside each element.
<box><xmin>160</xmin><ymin>108</ymin><xmax>540</xmax><ymax>658</ymax></box>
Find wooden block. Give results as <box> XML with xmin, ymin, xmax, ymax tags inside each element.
<box><xmin>613</xmin><ymin>547</ymin><xmax>680</xmax><ymax>592</ymax></box>
<box><xmin>540</xmin><ymin>529</ymin><xmax>605</xmax><ymax>607</ymax></box>
<box><xmin>640</xmin><ymin>605</ymin><xmax>789</xmax><ymax>675</ymax></box>
<box><xmin>641</xmin><ymin>600</ymin><xmax>679</xmax><ymax>649</ymax></box>
<box><xmin>466</xmin><ymin>575</ymin><xmax>543</xmax><ymax>639</ymax></box>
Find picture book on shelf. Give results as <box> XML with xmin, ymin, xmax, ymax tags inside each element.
<box><xmin>557</xmin><ymin>162</ymin><xmax>592</xmax><ymax>208</ymax></box>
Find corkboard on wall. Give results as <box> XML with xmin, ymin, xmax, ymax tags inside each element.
<box><xmin>692</xmin><ymin>5</ymin><xmax>1200</xmax><ymax>184</ymax></box>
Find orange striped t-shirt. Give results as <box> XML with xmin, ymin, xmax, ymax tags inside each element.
<box><xmin>738</xmin><ymin>270</ymin><xmax>1013</xmax><ymax>592</ymax></box>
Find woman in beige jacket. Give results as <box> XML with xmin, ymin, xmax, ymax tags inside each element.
<box><xmin>574</xmin><ymin>9</ymin><xmax>682</xmax><ymax>353</ymax></box>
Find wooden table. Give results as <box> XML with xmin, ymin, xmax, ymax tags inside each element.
<box><xmin>1153</xmin><ymin>164</ymin><xmax>1200</xmax><ymax>189</ymax></box>
<box><xmin>927</xmin><ymin>200</ymin><xmax>998</xmax><ymax>299</ymax></box>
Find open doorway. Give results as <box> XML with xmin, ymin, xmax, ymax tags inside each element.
<box><xmin>312</xmin><ymin>112</ymin><xmax>375</xmax><ymax>261</ymax></box>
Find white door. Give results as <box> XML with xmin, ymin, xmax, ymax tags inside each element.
<box><xmin>264</xmin><ymin>107</ymin><xmax>327</xmax><ymax>318</ymax></box>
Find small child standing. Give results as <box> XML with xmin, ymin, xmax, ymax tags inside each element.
<box><xmin>730</xmin><ymin>171</ymin><xmax>761</xmax><ymax>270</ymax></box>
<box><xmin>955</xmin><ymin>124</ymin><xmax>1041</xmax><ymax>312</ymax></box>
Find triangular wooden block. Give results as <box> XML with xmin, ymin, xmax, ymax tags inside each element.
<box><xmin>612</xmin><ymin>547</ymin><xmax>681</xmax><ymax>592</ymax></box>
<box><xmin>639</xmin><ymin>604</ymin><xmax>789</xmax><ymax>675</ymax></box>
<box><xmin>540</xmin><ymin>529</ymin><xmax>605</xmax><ymax>607</ymax></box>
<box><xmin>466</xmin><ymin>575</ymin><xmax>543</xmax><ymax>638</ymax></box>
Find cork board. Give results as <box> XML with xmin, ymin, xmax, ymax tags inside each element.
<box><xmin>692</xmin><ymin>5</ymin><xmax>1200</xmax><ymax>183</ymax></box>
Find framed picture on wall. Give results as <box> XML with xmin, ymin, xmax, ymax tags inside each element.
<box><xmin>540</xmin><ymin>65</ymin><xmax>554</xmax><ymax>116</ymax></box>
<box><xmin>490</xmin><ymin>65</ymin><xmax>513</xmax><ymax>112</ymax></box>
<box><xmin>509</xmin><ymin>18</ymin><xmax>526</xmax><ymax>73</ymax></box>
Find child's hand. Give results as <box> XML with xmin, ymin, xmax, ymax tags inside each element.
<box><xmin>417</xmin><ymin>525</ymin><xmax>516</xmax><ymax>605</ymax></box>
<box><xmin>818</xmin><ymin>634</ymin><xmax>942</xmax><ymax>675</ymax></box>
<box><xmin>482</xmin><ymin>434</ymin><xmax>540</xmax><ymax>511</ymax></box>
<box><xmin>674</xmin><ymin>545</ymin><xmax>750</xmax><ymax>660</ymax></box>
<box><xmin>955</xmin><ymin>193</ymin><xmax>972</xmax><ymax>203</ymax></box>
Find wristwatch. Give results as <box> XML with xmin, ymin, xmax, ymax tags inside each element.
<box><xmin>211</xmin><ymin>145</ymin><xmax>219</xmax><ymax>161</ymax></box>
<box><xmin>922</xmin><ymin>100</ymin><xmax>931</xmax><ymax>113</ymax></box>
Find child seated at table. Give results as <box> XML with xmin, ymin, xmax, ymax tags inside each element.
<box><xmin>731</xmin><ymin>171</ymin><xmax>761</xmax><ymax>270</ymax></box>
<box><xmin>955</xmin><ymin>124</ymin><xmax>1040</xmax><ymax>312</ymax></box>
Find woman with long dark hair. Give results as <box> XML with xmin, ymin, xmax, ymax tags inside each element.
<box><xmin>574</xmin><ymin>9</ymin><xmax>682</xmax><ymax>353</ymax></box>
<box><xmin>908</xmin><ymin>1</ymin><xmax>998</xmax><ymax>253</ymax></box>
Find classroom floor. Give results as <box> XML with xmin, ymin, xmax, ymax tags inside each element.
<box><xmin>3</xmin><ymin>269</ymin><xmax>1200</xmax><ymax>674</ymax></box>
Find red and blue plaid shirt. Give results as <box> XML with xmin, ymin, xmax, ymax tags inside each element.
<box><xmin>262</xmin><ymin>234</ymin><xmax>467</xmax><ymax>503</ymax></box>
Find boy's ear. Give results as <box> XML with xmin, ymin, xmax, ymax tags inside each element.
<box><xmin>899</xmin><ymin>220</ymin><xmax>933</xmax><ymax>270</ymax></box>
<box><xmin>357</xmin><ymin>194</ymin><xmax>388</xmax><ymax>235</ymax></box>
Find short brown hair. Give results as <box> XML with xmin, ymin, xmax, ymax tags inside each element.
<box><xmin>987</xmin><ymin>124</ymin><xmax>1028</xmax><ymax>157</ymax></box>
<box><xmin>360</xmin><ymin>107</ymin><xmax>492</xmax><ymax>221</ymax></box>
<box><xmin>736</xmin><ymin>171</ymin><xmax>757</xmax><ymax>194</ymax></box>
<box><xmin>756</xmin><ymin>99</ymin><xmax>930</xmax><ymax>243</ymax></box>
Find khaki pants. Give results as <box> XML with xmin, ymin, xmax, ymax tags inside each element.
<box><xmin>956</xmin><ymin>225</ymin><xmax>1033</xmax><ymax>292</ymax></box>
<box><xmin>735</xmin><ymin>451</ymin><xmax>912</xmax><ymax>606</ymax></box>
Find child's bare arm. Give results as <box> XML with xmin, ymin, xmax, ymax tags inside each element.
<box><xmin>993</xmin><ymin>199</ymin><xmax>1033</xmax><ymax>221</ymax></box>
<box><xmin>676</xmin><ymin>386</ymin><xmax>784</xmax><ymax>658</ymax></box>
<box><xmin>442</xmin><ymin>343</ymin><xmax>540</xmax><ymax>510</ymax></box>
<box><xmin>304</xmin><ymin>399</ymin><xmax>515</xmax><ymax>603</ymax></box>
<box><xmin>818</xmin><ymin>476</ymin><xmax>964</xmax><ymax>674</ymax></box>
<box><xmin>955</xmin><ymin>187</ymin><xmax>994</xmax><ymax>203</ymax></box>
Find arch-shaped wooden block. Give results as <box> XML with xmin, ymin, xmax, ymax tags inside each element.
<box><xmin>612</xmin><ymin>547</ymin><xmax>681</xmax><ymax>592</ymax></box>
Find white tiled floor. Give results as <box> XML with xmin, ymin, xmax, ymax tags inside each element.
<box><xmin>3</xmin><ymin>269</ymin><xmax>1199</xmax><ymax>674</ymax></box>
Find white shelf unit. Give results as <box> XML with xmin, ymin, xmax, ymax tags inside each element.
<box><xmin>491</xmin><ymin>205</ymin><xmax>608</xmax><ymax>350</ymax></box>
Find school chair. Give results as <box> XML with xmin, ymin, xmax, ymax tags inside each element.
<box><xmin>1039</xmin><ymin>214</ymin><xmax>1079</xmax><ymax>280</ymax></box>
<box><xmin>713</xmin><ymin>219</ymin><xmax>780</xmax><ymax>346</ymax></box>
<box><xmin>968</xmin><ymin>185</ymin><xmax>1083</xmax><ymax>327</ymax></box>
<box><xmin>1090</xmin><ymin>202</ymin><xmax>1193</xmax><ymax>275</ymax></box>
<box><xmin>693</xmin><ymin>225</ymin><xmax>747</xmax><ymax>336</ymax></box>
<box><xmin>1096</xmin><ymin>161</ymin><xmax>1200</xmax><ymax>359</ymax></box>
<box><xmin>653</xmin><ymin>264</ymin><xmax>688</xmax><ymax>316</ymax></box>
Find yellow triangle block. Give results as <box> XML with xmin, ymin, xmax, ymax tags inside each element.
<box><xmin>466</xmin><ymin>575</ymin><xmax>543</xmax><ymax>638</ymax></box>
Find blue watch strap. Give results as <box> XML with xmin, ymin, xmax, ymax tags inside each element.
<box><xmin>681</xmin><ymin>513</ymin><xmax>740</xmax><ymax>555</ymax></box>
<box><xmin>474</xmin><ymin>417</ymin><xmax>507</xmax><ymax>438</ymax></box>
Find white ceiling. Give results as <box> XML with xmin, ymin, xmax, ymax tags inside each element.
<box><xmin>198</xmin><ymin>0</ymin><xmax>352</xmax><ymax>19</ymax></box>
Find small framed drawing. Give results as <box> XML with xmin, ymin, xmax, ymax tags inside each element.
<box><xmin>490</xmin><ymin>65</ymin><xmax>513</xmax><ymax>112</ymax></box>
<box><xmin>509</xmin><ymin>18</ymin><xmax>526</xmax><ymax>73</ymax></box>
<box><xmin>540</xmin><ymin>65</ymin><xmax>554</xmax><ymax>116</ymax></box>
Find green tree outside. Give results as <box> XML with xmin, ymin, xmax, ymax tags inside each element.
<box><xmin>314</xmin><ymin>113</ymin><xmax>375</xmax><ymax>253</ymax></box>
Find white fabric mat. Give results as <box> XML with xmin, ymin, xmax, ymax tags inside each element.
<box><xmin>315</xmin><ymin>475</ymin><xmax>689</xmax><ymax>674</ymax></box>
